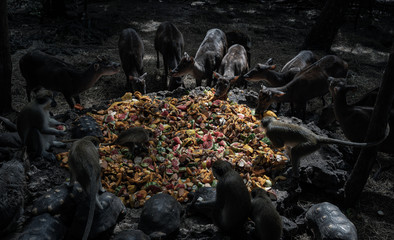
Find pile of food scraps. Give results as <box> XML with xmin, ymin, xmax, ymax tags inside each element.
<box><xmin>57</xmin><ymin>90</ymin><xmax>288</xmax><ymax>207</ymax></box>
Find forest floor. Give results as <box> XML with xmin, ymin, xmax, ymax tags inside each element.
<box><xmin>3</xmin><ymin>0</ymin><xmax>394</xmax><ymax>239</ymax></box>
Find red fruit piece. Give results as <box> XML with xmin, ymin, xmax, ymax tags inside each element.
<box><xmin>173</xmin><ymin>136</ymin><xmax>182</xmax><ymax>145</ymax></box>
<box><xmin>177</xmin><ymin>105</ymin><xmax>187</xmax><ymax>110</ymax></box>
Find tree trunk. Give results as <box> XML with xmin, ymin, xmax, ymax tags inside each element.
<box><xmin>302</xmin><ymin>0</ymin><xmax>351</xmax><ymax>51</ymax></box>
<box><xmin>343</xmin><ymin>44</ymin><xmax>394</xmax><ymax>207</ymax></box>
<box><xmin>0</xmin><ymin>0</ymin><xmax>12</xmax><ymax>114</ymax></box>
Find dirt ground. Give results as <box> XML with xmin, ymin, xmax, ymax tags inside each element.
<box><xmin>3</xmin><ymin>0</ymin><xmax>394</xmax><ymax>239</ymax></box>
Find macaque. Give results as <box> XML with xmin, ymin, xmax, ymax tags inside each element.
<box><xmin>262</xmin><ymin>117</ymin><xmax>388</xmax><ymax>177</ymax></box>
<box><xmin>17</xmin><ymin>88</ymin><xmax>66</xmax><ymax>160</ymax></box>
<box><xmin>68</xmin><ymin>136</ymin><xmax>104</xmax><ymax>240</ymax></box>
<box><xmin>103</xmin><ymin>127</ymin><xmax>153</xmax><ymax>156</ymax></box>
<box><xmin>212</xmin><ymin>160</ymin><xmax>251</xmax><ymax>237</ymax></box>
<box><xmin>251</xmin><ymin>188</ymin><xmax>283</xmax><ymax>240</ymax></box>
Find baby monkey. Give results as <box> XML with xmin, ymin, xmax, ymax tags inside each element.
<box><xmin>251</xmin><ymin>188</ymin><xmax>283</xmax><ymax>240</ymax></box>
<box><xmin>68</xmin><ymin>136</ymin><xmax>104</xmax><ymax>240</ymax></box>
<box><xmin>103</xmin><ymin>127</ymin><xmax>153</xmax><ymax>156</ymax></box>
<box><xmin>262</xmin><ymin>117</ymin><xmax>388</xmax><ymax>177</ymax></box>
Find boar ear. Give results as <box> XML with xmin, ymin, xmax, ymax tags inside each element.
<box><xmin>269</xmin><ymin>65</ymin><xmax>276</xmax><ymax>70</ymax></box>
<box><xmin>94</xmin><ymin>63</ymin><xmax>100</xmax><ymax>71</ymax></box>
<box><xmin>213</xmin><ymin>71</ymin><xmax>220</xmax><ymax>79</ymax></box>
<box><xmin>265</xmin><ymin>58</ymin><xmax>273</xmax><ymax>65</ymax></box>
<box><xmin>274</xmin><ymin>90</ymin><xmax>285</xmax><ymax>97</ymax></box>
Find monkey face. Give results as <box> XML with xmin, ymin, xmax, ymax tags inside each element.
<box><xmin>328</xmin><ymin>77</ymin><xmax>357</xmax><ymax>99</ymax></box>
<box><xmin>34</xmin><ymin>88</ymin><xmax>54</xmax><ymax>107</ymax></box>
<box><xmin>261</xmin><ymin>116</ymin><xmax>274</xmax><ymax>129</ymax></box>
<box><xmin>212</xmin><ymin>160</ymin><xmax>232</xmax><ymax>179</ymax></box>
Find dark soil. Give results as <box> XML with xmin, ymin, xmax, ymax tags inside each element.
<box><xmin>2</xmin><ymin>0</ymin><xmax>394</xmax><ymax>239</ymax></box>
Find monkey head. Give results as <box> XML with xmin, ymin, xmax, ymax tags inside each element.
<box><xmin>33</xmin><ymin>88</ymin><xmax>54</xmax><ymax>107</ymax></box>
<box><xmin>251</xmin><ymin>187</ymin><xmax>269</xmax><ymax>199</ymax></box>
<box><xmin>261</xmin><ymin>116</ymin><xmax>275</xmax><ymax>129</ymax></box>
<box><xmin>328</xmin><ymin>77</ymin><xmax>357</xmax><ymax>99</ymax></box>
<box><xmin>145</xmin><ymin>128</ymin><xmax>154</xmax><ymax>139</ymax></box>
<box><xmin>212</xmin><ymin>160</ymin><xmax>233</xmax><ymax>180</ymax></box>
<box><xmin>82</xmin><ymin>136</ymin><xmax>101</xmax><ymax>147</ymax></box>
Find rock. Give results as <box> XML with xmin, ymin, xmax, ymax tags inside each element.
<box><xmin>0</xmin><ymin>159</ymin><xmax>25</xmax><ymax>235</ymax></box>
<box><xmin>281</xmin><ymin>216</ymin><xmax>298</xmax><ymax>237</ymax></box>
<box><xmin>168</xmin><ymin>87</ymin><xmax>189</xmax><ymax>99</ymax></box>
<box><xmin>243</xmin><ymin>90</ymin><xmax>259</xmax><ymax>108</ymax></box>
<box><xmin>274</xmin><ymin>189</ymin><xmax>291</xmax><ymax>212</ymax></box>
<box><xmin>138</xmin><ymin>193</ymin><xmax>182</xmax><ymax>239</ymax></box>
<box><xmin>113</xmin><ymin>229</ymin><xmax>151</xmax><ymax>240</ymax></box>
<box><xmin>0</xmin><ymin>132</ymin><xmax>23</xmax><ymax>160</ymax></box>
<box><xmin>306</xmin><ymin>202</ymin><xmax>357</xmax><ymax>240</ymax></box>
<box><xmin>0</xmin><ymin>132</ymin><xmax>21</xmax><ymax>148</ymax></box>
<box><xmin>186</xmin><ymin>187</ymin><xmax>216</xmax><ymax>218</ymax></box>
<box><xmin>68</xmin><ymin>191</ymin><xmax>126</xmax><ymax>239</ymax></box>
<box><xmin>18</xmin><ymin>213</ymin><xmax>67</xmax><ymax>240</ymax></box>
<box><xmin>187</xmin><ymin>187</ymin><xmax>216</xmax><ymax>203</ymax></box>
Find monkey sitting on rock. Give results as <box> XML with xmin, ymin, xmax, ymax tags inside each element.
<box><xmin>250</xmin><ymin>188</ymin><xmax>283</xmax><ymax>240</ymax></box>
<box><xmin>17</xmin><ymin>88</ymin><xmax>66</xmax><ymax>160</ymax></box>
<box><xmin>68</xmin><ymin>136</ymin><xmax>105</xmax><ymax>240</ymax></box>
<box><xmin>261</xmin><ymin>117</ymin><xmax>389</xmax><ymax>178</ymax></box>
<box><xmin>188</xmin><ymin>160</ymin><xmax>251</xmax><ymax>239</ymax></box>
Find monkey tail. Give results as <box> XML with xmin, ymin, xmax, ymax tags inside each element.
<box><xmin>100</xmin><ymin>142</ymin><xmax>114</xmax><ymax>146</ymax></box>
<box><xmin>318</xmin><ymin>124</ymin><xmax>390</xmax><ymax>147</ymax></box>
<box><xmin>82</xmin><ymin>181</ymin><xmax>98</xmax><ymax>240</ymax></box>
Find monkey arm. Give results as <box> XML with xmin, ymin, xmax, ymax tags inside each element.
<box><xmin>40</xmin><ymin>127</ymin><xmax>66</xmax><ymax>136</ymax></box>
<box><xmin>192</xmin><ymin>199</ymin><xmax>216</xmax><ymax>210</ymax></box>
<box><xmin>48</xmin><ymin>117</ymin><xmax>64</xmax><ymax>127</ymax></box>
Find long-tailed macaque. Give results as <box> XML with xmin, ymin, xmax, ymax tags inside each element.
<box><xmin>68</xmin><ymin>136</ymin><xmax>104</xmax><ymax>240</ymax></box>
<box><xmin>212</xmin><ymin>160</ymin><xmax>251</xmax><ymax>237</ymax></box>
<box><xmin>262</xmin><ymin>117</ymin><xmax>388</xmax><ymax>177</ymax></box>
<box><xmin>251</xmin><ymin>188</ymin><xmax>283</xmax><ymax>240</ymax></box>
<box><xmin>186</xmin><ymin>160</ymin><xmax>251</xmax><ymax>238</ymax></box>
<box><xmin>17</xmin><ymin>88</ymin><xmax>66</xmax><ymax>160</ymax></box>
<box><xmin>103</xmin><ymin>127</ymin><xmax>153</xmax><ymax>155</ymax></box>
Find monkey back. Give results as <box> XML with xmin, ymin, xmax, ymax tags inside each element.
<box><xmin>263</xmin><ymin>117</ymin><xmax>318</xmax><ymax>146</ymax></box>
